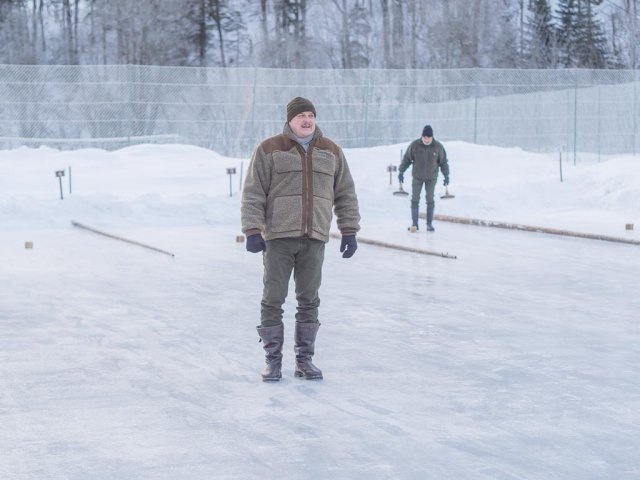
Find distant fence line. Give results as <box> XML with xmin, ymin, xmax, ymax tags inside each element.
<box><xmin>0</xmin><ymin>65</ymin><xmax>638</xmax><ymax>158</ymax></box>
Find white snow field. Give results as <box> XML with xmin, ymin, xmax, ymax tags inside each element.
<box><xmin>1</xmin><ymin>141</ymin><xmax>639</xmax><ymax>479</ymax></box>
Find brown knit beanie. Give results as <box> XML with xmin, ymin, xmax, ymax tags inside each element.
<box><xmin>287</xmin><ymin>97</ymin><xmax>316</xmax><ymax>122</ymax></box>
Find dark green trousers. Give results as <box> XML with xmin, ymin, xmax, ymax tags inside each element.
<box><xmin>260</xmin><ymin>237</ymin><xmax>325</xmax><ymax>327</ymax></box>
<box><xmin>410</xmin><ymin>177</ymin><xmax>438</xmax><ymax>209</ymax></box>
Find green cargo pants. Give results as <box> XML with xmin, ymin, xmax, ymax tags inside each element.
<box><xmin>260</xmin><ymin>237</ymin><xmax>325</xmax><ymax>327</ymax></box>
<box><xmin>411</xmin><ymin>177</ymin><xmax>438</xmax><ymax>210</ymax></box>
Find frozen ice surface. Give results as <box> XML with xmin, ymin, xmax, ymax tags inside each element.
<box><xmin>1</xmin><ymin>142</ymin><xmax>639</xmax><ymax>479</ymax></box>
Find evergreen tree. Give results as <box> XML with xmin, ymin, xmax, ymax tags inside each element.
<box><xmin>556</xmin><ymin>0</ymin><xmax>579</xmax><ymax>67</ymax></box>
<box><xmin>494</xmin><ymin>1</ymin><xmax>519</xmax><ymax>68</ymax></box>
<box><xmin>524</xmin><ymin>0</ymin><xmax>556</xmax><ymax>67</ymax></box>
<box><xmin>556</xmin><ymin>0</ymin><xmax>609</xmax><ymax>68</ymax></box>
<box><xmin>573</xmin><ymin>0</ymin><xmax>609</xmax><ymax>68</ymax></box>
<box><xmin>347</xmin><ymin>1</ymin><xmax>371</xmax><ymax>68</ymax></box>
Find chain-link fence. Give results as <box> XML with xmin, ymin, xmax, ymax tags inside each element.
<box><xmin>0</xmin><ymin>65</ymin><xmax>638</xmax><ymax>158</ymax></box>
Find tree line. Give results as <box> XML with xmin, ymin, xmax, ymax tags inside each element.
<box><xmin>0</xmin><ymin>0</ymin><xmax>637</xmax><ymax>69</ymax></box>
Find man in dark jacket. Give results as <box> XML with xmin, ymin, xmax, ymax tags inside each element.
<box><xmin>398</xmin><ymin>125</ymin><xmax>449</xmax><ymax>232</ymax></box>
<box><xmin>241</xmin><ymin>97</ymin><xmax>361</xmax><ymax>382</ymax></box>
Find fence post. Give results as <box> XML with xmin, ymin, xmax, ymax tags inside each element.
<box><xmin>473</xmin><ymin>96</ymin><xmax>478</xmax><ymax>144</ymax></box>
<box><xmin>127</xmin><ymin>64</ymin><xmax>134</xmax><ymax>145</ymax></box>
<box><xmin>473</xmin><ymin>68</ymin><xmax>479</xmax><ymax>144</ymax></box>
<box><xmin>559</xmin><ymin>150</ymin><xmax>563</xmax><ymax>182</ymax></box>
<box><xmin>634</xmin><ymin>70</ymin><xmax>638</xmax><ymax>157</ymax></box>
<box><xmin>597</xmin><ymin>84</ymin><xmax>601</xmax><ymax>163</ymax></box>
<box><xmin>565</xmin><ymin>85</ymin><xmax>571</xmax><ymax>160</ymax></box>
<box><xmin>573</xmin><ymin>69</ymin><xmax>578</xmax><ymax>165</ymax></box>
<box><xmin>250</xmin><ymin>67</ymin><xmax>258</xmax><ymax>153</ymax></box>
<box><xmin>362</xmin><ymin>68</ymin><xmax>371</xmax><ymax>147</ymax></box>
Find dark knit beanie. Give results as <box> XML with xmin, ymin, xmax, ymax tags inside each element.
<box><xmin>287</xmin><ymin>97</ymin><xmax>316</xmax><ymax>122</ymax></box>
<box><xmin>422</xmin><ymin>125</ymin><xmax>434</xmax><ymax>137</ymax></box>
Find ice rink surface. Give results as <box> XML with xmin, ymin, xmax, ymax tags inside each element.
<box><xmin>1</xmin><ymin>141</ymin><xmax>639</xmax><ymax>479</ymax></box>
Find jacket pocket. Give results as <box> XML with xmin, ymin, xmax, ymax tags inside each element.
<box><xmin>270</xmin><ymin>195</ymin><xmax>302</xmax><ymax>233</ymax></box>
<box><xmin>312</xmin><ymin>196</ymin><xmax>333</xmax><ymax>236</ymax></box>
<box><xmin>273</xmin><ymin>151</ymin><xmax>303</xmax><ymax>195</ymax></box>
<box><xmin>312</xmin><ymin>150</ymin><xmax>335</xmax><ymax>201</ymax></box>
<box><xmin>273</xmin><ymin>152</ymin><xmax>302</xmax><ymax>173</ymax></box>
<box><xmin>312</xmin><ymin>150</ymin><xmax>336</xmax><ymax>176</ymax></box>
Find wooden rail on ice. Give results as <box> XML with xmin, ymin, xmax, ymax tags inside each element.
<box><xmin>329</xmin><ymin>233</ymin><xmax>457</xmax><ymax>259</ymax></box>
<box><xmin>430</xmin><ymin>214</ymin><xmax>640</xmax><ymax>246</ymax></box>
<box><xmin>71</xmin><ymin>221</ymin><xmax>175</xmax><ymax>257</ymax></box>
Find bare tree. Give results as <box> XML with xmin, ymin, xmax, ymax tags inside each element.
<box><xmin>611</xmin><ymin>0</ymin><xmax>639</xmax><ymax>68</ymax></box>
<box><xmin>524</xmin><ymin>0</ymin><xmax>557</xmax><ymax>67</ymax></box>
<box><xmin>262</xmin><ymin>0</ymin><xmax>311</xmax><ymax>67</ymax></box>
<box><xmin>380</xmin><ymin>0</ymin><xmax>391</xmax><ymax>67</ymax></box>
<box><xmin>60</xmin><ymin>0</ymin><xmax>79</xmax><ymax>63</ymax></box>
<box><xmin>390</xmin><ymin>0</ymin><xmax>404</xmax><ymax>67</ymax></box>
<box><xmin>328</xmin><ymin>0</ymin><xmax>371</xmax><ymax>68</ymax></box>
<box><xmin>209</xmin><ymin>0</ymin><xmax>227</xmax><ymax>66</ymax></box>
<box><xmin>0</xmin><ymin>0</ymin><xmax>632</xmax><ymax>69</ymax></box>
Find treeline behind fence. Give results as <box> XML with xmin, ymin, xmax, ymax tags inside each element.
<box><xmin>0</xmin><ymin>65</ymin><xmax>638</xmax><ymax>158</ymax></box>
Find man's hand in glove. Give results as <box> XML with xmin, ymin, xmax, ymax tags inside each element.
<box><xmin>246</xmin><ymin>233</ymin><xmax>266</xmax><ymax>253</ymax></box>
<box><xmin>339</xmin><ymin>235</ymin><xmax>358</xmax><ymax>259</ymax></box>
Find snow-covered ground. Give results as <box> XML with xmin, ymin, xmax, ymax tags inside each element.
<box><xmin>1</xmin><ymin>141</ymin><xmax>639</xmax><ymax>479</ymax></box>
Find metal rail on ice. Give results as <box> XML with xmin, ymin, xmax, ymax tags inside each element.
<box><xmin>71</xmin><ymin>221</ymin><xmax>176</xmax><ymax>257</ymax></box>
<box><xmin>329</xmin><ymin>233</ymin><xmax>457</xmax><ymax>259</ymax></box>
<box><xmin>430</xmin><ymin>214</ymin><xmax>640</xmax><ymax>246</ymax></box>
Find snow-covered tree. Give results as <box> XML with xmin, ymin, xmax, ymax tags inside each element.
<box><xmin>556</xmin><ymin>0</ymin><xmax>610</xmax><ymax>68</ymax></box>
<box><xmin>604</xmin><ymin>0</ymin><xmax>638</xmax><ymax>69</ymax></box>
<box><xmin>574</xmin><ymin>0</ymin><xmax>609</xmax><ymax>67</ymax></box>
<box><xmin>524</xmin><ymin>0</ymin><xmax>557</xmax><ymax>68</ymax></box>
<box><xmin>0</xmin><ymin>0</ymin><xmax>630</xmax><ymax>69</ymax></box>
<box><xmin>327</xmin><ymin>0</ymin><xmax>371</xmax><ymax>68</ymax></box>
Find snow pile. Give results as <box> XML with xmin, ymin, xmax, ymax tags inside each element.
<box><xmin>2</xmin><ymin>141</ymin><xmax>638</xmax><ymax>238</ymax></box>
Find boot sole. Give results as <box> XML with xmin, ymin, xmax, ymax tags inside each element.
<box><xmin>294</xmin><ymin>371</ymin><xmax>323</xmax><ymax>380</ymax></box>
<box><xmin>262</xmin><ymin>376</ymin><xmax>281</xmax><ymax>382</ymax></box>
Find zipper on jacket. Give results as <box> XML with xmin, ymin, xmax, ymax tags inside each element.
<box><xmin>299</xmin><ymin>145</ymin><xmax>310</xmax><ymax>236</ymax></box>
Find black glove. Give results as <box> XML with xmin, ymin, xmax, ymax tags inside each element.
<box><xmin>246</xmin><ymin>233</ymin><xmax>266</xmax><ymax>253</ymax></box>
<box><xmin>340</xmin><ymin>235</ymin><xmax>357</xmax><ymax>259</ymax></box>
<box><xmin>443</xmin><ymin>175</ymin><xmax>450</xmax><ymax>186</ymax></box>
<box><xmin>398</xmin><ymin>172</ymin><xmax>404</xmax><ymax>183</ymax></box>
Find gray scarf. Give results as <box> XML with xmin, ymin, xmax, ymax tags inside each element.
<box><xmin>292</xmin><ymin>132</ymin><xmax>314</xmax><ymax>152</ymax></box>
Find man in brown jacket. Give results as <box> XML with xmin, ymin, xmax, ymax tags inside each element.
<box><xmin>241</xmin><ymin>97</ymin><xmax>360</xmax><ymax>382</ymax></box>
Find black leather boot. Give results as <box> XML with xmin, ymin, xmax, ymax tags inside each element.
<box><xmin>294</xmin><ymin>322</ymin><xmax>323</xmax><ymax>380</ymax></box>
<box><xmin>257</xmin><ymin>324</ymin><xmax>284</xmax><ymax>382</ymax></box>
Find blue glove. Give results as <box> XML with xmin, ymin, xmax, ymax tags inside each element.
<box><xmin>443</xmin><ymin>176</ymin><xmax>450</xmax><ymax>186</ymax></box>
<box><xmin>398</xmin><ymin>172</ymin><xmax>404</xmax><ymax>183</ymax></box>
<box><xmin>246</xmin><ymin>233</ymin><xmax>266</xmax><ymax>253</ymax></box>
<box><xmin>340</xmin><ymin>235</ymin><xmax>357</xmax><ymax>259</ymax></box>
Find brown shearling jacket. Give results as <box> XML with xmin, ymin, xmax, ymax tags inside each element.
<box><xmin>241</xmin><ymin>124</ymin><xmax>360</xmax><ymax>242</ymax></box>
